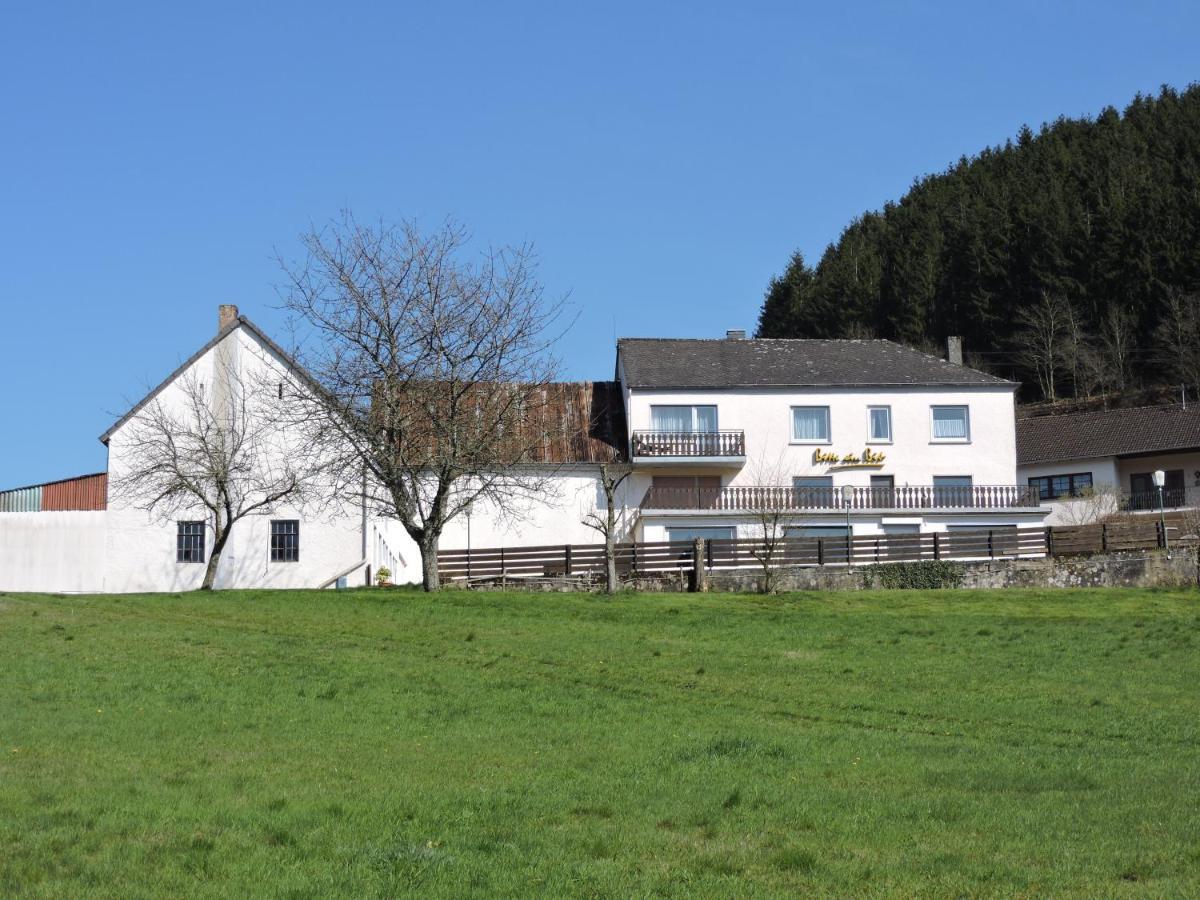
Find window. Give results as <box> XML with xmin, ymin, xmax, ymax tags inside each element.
<box><xmin>1028</xmin><ymin>472</ymin><xmax>1093</xmax><ymax>501</ymax></box>
<box><xmin>785</xmin><ymin>525</ymin><xmax>850</xmax><ymax>538</ymax></box>
<box><xmin>867</xmin><ymin>406</ymin><xmax>892</xmax><ymax>443</ymax></box>
<box><xmin>667</xmin><ymin>526</ymin><xmax>735</xmax><ymax>542</ymax></box>
<box><xmin>933</xmin><ymin>475</ymin><xmax>973</xmax><ymax>506</ymax></box>
<box><xmin>270</xmin><ymin>520</ymin><xmax>300</xmax><ymax>562</ymax></box>
<box><xmin>650</xmin><ymin>405</ymin><xmax>717</xmax><ymax>432</ymax></box>
<box><xmin>791</xmin><ymin>406</ymin><xmax>831</xmax><ymax>443</ymax></box>
<box><xmin>793</xmin><ymin>475</ymin><xmax>835</xmax><ymax>508</ymax></box>
<box><xmin>930</xmin><ymin>405</ymin><xmax>970</xmax><ymax>442</ymax></box>
<box><xmin>177</xmin><ymin>521</ymin><xmax>205</xmax><ymax>563</ymax></box>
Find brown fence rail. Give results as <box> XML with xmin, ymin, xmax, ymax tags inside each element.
<box><xmin>438</xmin><ymin>521</ymin><xmax>1180</xmax><ymax>581</ymax></box>
<box><xmin>639</xmin><ymin>484</ymin><xmax>1041</xmax><ymax>511</ymax></box>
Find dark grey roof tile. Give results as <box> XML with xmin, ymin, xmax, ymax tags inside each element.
<box><xmin>617</xmin><ymin>338</ymin><xmax>1012</xmax><ymax>388</ymax></box>
<box><xmin>1016</xmin><ymin>405</ymin><xmax>1200</xmax><ymax>464</ymax></box>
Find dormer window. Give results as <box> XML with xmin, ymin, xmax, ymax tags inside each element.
<box><xmin>650</xmin><ymin>405</ymin><xmax>717</xmax><ymax>433</ymax></box>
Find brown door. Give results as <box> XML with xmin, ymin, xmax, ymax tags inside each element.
<box><xmin>651</xmin><ymin>476</ymin><xmax>721</xmax><ymax>509</ymax></box>
<box><xmin>869</xmin><ymin>475</ymin><xmax>895</xmax><ymax>508</ymax></box>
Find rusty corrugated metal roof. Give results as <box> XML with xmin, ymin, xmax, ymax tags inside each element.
<box><xmin>0</xmin><ymin>472</ymin><xmax>107</xmax><ymax>511</ymax></box>
<box><xmin>42</xmin><ymin>472</ymin><xmax>108</xmax><ymax>510</ymax></box>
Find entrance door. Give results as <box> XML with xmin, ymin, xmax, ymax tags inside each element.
<box><xmin>793</xmin><ymin>476</ymin><xmax>834</xmax><ymax>508</ymax></box>
<box><xmin>869</xmin><ymin>475</ymin><xmax>895</xmax><ymax>508</ymax></box>
<box><xmin>651</xmin><ymin>475</ymin><xmax>721</xmax><ymax>509</ymax></box>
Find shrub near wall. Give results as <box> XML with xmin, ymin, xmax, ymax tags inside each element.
<box><xmin>860</xmin><ymin>560</ymin><xmax>964</xmax><ymax>590</ymax></box>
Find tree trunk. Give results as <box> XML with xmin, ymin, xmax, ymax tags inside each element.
<box><xmin>604</xmin><ymin>531</ymin><xmax>618</xmax><ymax>595</ymax></box>
<box><xmin>201</xmin><ymin>526</ymin><xmax>231</xmax><ymax>591</ymax></box>
<box><xmin>420</xmin><ymin>535</ymin><xmax>441</xmax><ymax>592</ymax></box>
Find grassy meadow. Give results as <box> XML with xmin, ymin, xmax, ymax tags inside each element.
<box><xmin>2</xmin><ymin>586</ymin><xmax>1199</xmax><ymax>897</ymax></box>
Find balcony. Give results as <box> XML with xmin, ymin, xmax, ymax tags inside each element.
<box><xmin>1125</xmin><ymin>487</ymin><xmax>1198</xmax><ymax>512</ymax></box>
<box><xmin>630</xmin><ymin>430</ymin><xmax>746</xmax><ymax>464</ymax></box>
<box><xmin>640</xmin><ymin>484</ymin><xmax>1041</xmax><ymax>512</ymax></box>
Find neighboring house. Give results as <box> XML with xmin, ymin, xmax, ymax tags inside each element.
<box><xmin>1016</xmin><ymin>405</ymin><xmax>1200</xmax><ymax>525</ymax></box>
<box><xmin>0</xmin><ymin>313</ymin><xmax>1044</xmax><ymax>591</ymax></box>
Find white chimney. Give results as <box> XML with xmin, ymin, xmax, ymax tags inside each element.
<box><xmin>947</xmin><ymin>335</ymin><xmax>963</xmax><ymax>366</ymax></box>
<box><xmin>726</xmin><ymin>329</ymin><xmax>747</xmax><ymax>341</ymax></box>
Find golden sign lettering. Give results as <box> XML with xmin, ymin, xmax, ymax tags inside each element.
<box><xmin>812</xmin><ymin>448</ymin><xmax>886</xmax><ymax>467</ymax></box>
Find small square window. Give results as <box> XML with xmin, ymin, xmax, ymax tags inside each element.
<box><xmin>270</xmin><ymin>520</ymin><xmax>300</xmax><ymax>562</ymax></box>
<box><xmin>791</xmin><ymin>406</ymin><xmax>831</xmax><ymax>443</ymax></box>
<box><xmin>868</xmin><ymin>406</ymin><xmax>892</xmax><ymax>443</ymax></box>
<box><xmin>931</xmin><ymin>406</ymin><xmax>970</xmax><ymax>442</ymax></box>
<box><xmin>177</xmin><ymin>521</ymin><xmax>205</xmax><ymax>563</ymax></box>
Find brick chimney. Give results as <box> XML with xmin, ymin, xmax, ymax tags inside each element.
<box><xmin>218</xmin><ymin>304</ymin><xmax>239</xmax><ymax>334</ymax></box>
<box><xmin>946</xmin><ymin>335</ymin><xmax>963</xmax><ymax>366</ymax></box>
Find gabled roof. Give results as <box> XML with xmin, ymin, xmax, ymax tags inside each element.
<box><xmin>1016</xmin><ymin>404</ymin><xmax>1200</xmax><ymax>465</ymax></box>
<box><xmin>616</xmin><ymin>338</ymin><xmax>1013</xmax><ymax>389</ymax></box>
<box><xmin>99</xmin><ymin>315</ymin><xmax>308</xmax><ymax>444</ymax></box>
<box><xmin>99</xmin><ymin>318</ymin><xmax>628</xmax><ymax>464</ymax></box>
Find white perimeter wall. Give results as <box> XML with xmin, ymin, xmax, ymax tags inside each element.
<box><xmin>0</xmin><ymin>512</ymin><xmax>107</xmax><ymax>593</ymax></box>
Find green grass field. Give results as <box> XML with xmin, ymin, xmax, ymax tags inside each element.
<box><xmin>2</xmin><ymin>587</ymin><xmax>1199</xmax><ymax>897</ymax></box>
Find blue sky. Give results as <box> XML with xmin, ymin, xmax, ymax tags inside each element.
<box><xmin>1</xmin><ymin>1</ymin><xmax>1197</xmax><ymax>486</ymax></box>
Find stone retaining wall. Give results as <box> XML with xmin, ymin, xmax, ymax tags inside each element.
<box><xmin>464</xmin><ymin>547</ymin><xmax>1199</xmax><ymax>593</ymax></box>
<box><xmin>700</xmin><ymin>547</ymin><xmax>1199</xmax><ymax>593</ymax></box>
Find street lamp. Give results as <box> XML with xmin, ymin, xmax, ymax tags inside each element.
<box><xmin>465</xmin><ymin>502</ymin><xmax>474</xmax><ymax>579</ymax></box>
<box><xmin>841</xmin><ymin>485</ymin><xmax>856</xmax><ymax>566</ymax></box>
<box><xmin>1152</xmin><ymin>470</ymin><xmax>1171</xmax><ymax>558</ymax></box>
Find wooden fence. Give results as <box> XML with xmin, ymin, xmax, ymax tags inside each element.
<box><xmin>438</xmin><ymin>520</ymin><xmax>1180</xmax><ymax>581</ymax></box>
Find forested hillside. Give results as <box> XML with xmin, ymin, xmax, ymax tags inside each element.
<box><xmin>757</xmin><ymin>85</ymin><xmax>1200</xmax><ymax>402</ymax></box>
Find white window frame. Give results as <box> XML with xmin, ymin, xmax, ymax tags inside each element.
<box><xmin>649</xmin><ymin>405</ymin><xmax>718</xmax><ymax>432</ymax></box>
<box><xmin>929</xmin><ymin>405</ymin><xmax>971</xmax><ymax>443</ymax></box>
<box><xmin>790</xmin><ymin>406</ymin><xmax>831</xmax><ymax>444</ymax></box>
<box><xmin>867</xmin><ymin>405</ymin><xmax>892</xmax><ymax>444</ymax></box>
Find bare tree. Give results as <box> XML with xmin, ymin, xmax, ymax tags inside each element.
<box><xmin>279</xmin><ymin>214</ymin><xmax>569</xmax><ymax>591</ymax></box>
<box><xmin>1055</xmin><ymin>483</ymin><xmax>1126</xmax><ymax>527</ymax></box>
<box><xmin>1156</xmin><ymin>289</ymin><xmax>1200</xmax><ymax>393</ymax></box>
<box><xmin>110</xmin><ymin>362</ymin><xmax>310</xmax><ymax>590</ymax></box>
<box><xmin>1092</xmin><ymin>305</ymin><xmax>1137</xmax><ymax>396</ymax></box>
<box><xmin>1014</xmin><ymin>292</ymin><xmax>1073</xmax><ymax>401</ymax></box>
<box><xmin>1062</xmin><ymin>300</ymin><xmax>1099</xmax><ymax>399</ymax></box>
<box><xmin>581</xmin><ymin>462</ymin><xmax>634</xmax><ymax>594</ymax></box>
<box><xmin>745</xmin><ymin>454</ymin><xmax>795</xmax><ymax>594</ymax></box>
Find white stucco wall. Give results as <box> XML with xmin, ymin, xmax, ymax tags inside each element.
<box><xmin>624</xmin><ymin>385</ymin><xmax>1020</xmax><ymax>489</ymax></box>
<box><xmin>0</xmin><ymin>512</ymin><xmax>107</xmax><ymax>593</ymax></box>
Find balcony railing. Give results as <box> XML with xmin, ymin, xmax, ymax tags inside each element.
<box><xmin>640</xmin><ymin>484</ymin><xmax>1041</xmax><ymax>511</ymax></box>
<box><xmin>1126</xmin><ymin>487</ymin><xmax>1198</xmax><ymax>511</ymax></box>
<box><xmin>631</xmin><ymin>430</ymin><xmax>746</xmax><ymax>458</ymax></box>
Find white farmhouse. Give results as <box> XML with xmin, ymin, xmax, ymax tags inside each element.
<box><xmin>0</xmin><ymin>312</ymin><xmax>1045</xmax><ymax>591</ymax></box>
